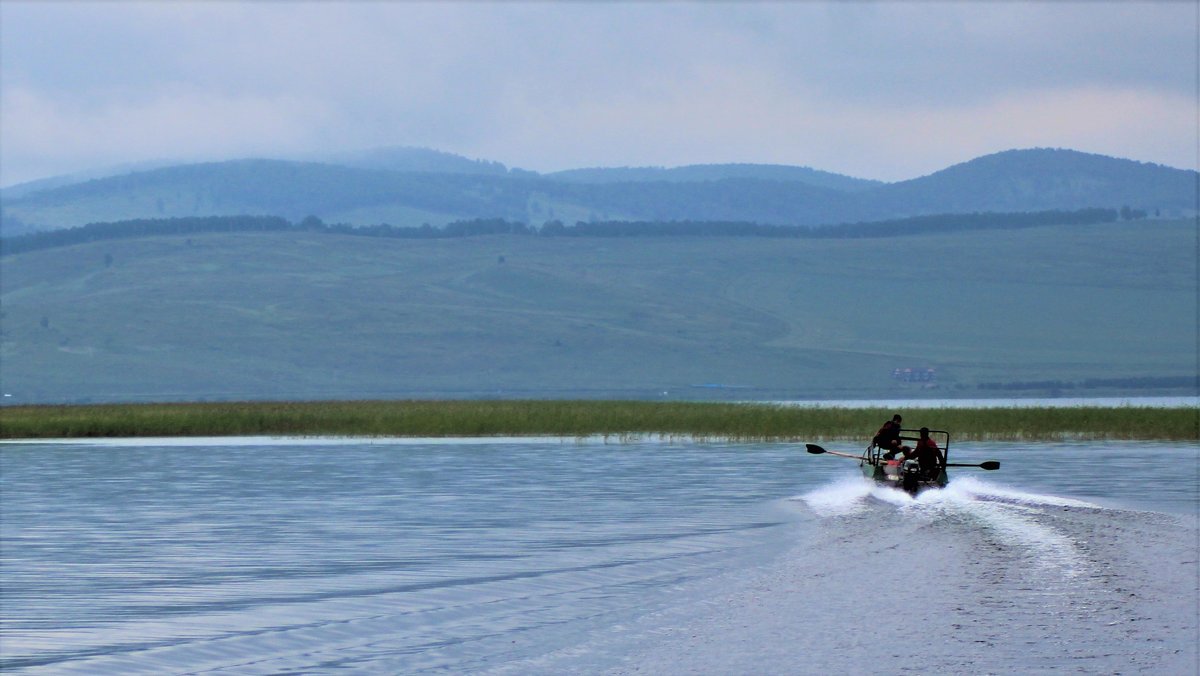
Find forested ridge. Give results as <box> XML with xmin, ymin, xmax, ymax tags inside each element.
<box><xmin>0</xmin><ymin>207</ymin><xmax>1133</xmax><ymax>256</ymax></box>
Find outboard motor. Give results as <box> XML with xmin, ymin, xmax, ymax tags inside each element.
<box><xmin>900</xmin><ymin>458</ymin><xmax>923</xmax><ymax>495</ymax></box>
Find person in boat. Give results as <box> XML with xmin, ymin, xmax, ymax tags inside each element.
<box><xmin>905</xmin><ymin>427</ymin><xmax>945</xmax><ymax>479</ymax></box>
<box><xmin>873</xmin><ymin>414</ymin><xmax>908</xmax><ymax>460</ymax></box>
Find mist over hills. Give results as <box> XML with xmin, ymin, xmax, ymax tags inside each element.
<box><xmin>0</xmin><ymin>159</ymin><xmax>180</xmax><ymax>201</ymax></box>
<box><xmin>546</xmin><ymin>163</ymin><xmax>883</xmax><ymax>192</ymax></box>
<box><xmin>308</xmin><ymin>146</ymin><xmax>512</xmax><ymax>177</ymax></box>
<box><xmin>2</xmin><ymin>147</ymin><xmax>1193</xmax><ymax>237</ymax></box>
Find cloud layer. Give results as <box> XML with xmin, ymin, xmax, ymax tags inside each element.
<box><xmin>2</xmin><ymin>1</ymin><xmax>1195</xmax><ymax>185</ymax></box>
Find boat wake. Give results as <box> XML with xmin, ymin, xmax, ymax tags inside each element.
<box><xmin>792</xmin><ymin>476</ymin><xmax>879</xmax><ymax>516</ymax></box>
<box><xmin>795</xmin><ymin>475</ymin><xmax>1112</xmax><ymax>586</ymax></box>
<box><xmin>934</xmin><ymin>475</ymin><xmax>1102</xmax><ymax>509</ymax></box>
<box><xmin>601</xmin><ymin>476</ymin><xmax>1200</xmax><ymax>675</ymax></box>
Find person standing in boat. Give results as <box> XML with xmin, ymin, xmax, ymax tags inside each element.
<box><xmin>874</xmin><ymin>414</ymin><xmax>907</xmax><ymax>460</ymax></box>
<box><xmin>907</xmin><ymin>427</ymin><xmax>945</xmax><ymax>479</ymax></box>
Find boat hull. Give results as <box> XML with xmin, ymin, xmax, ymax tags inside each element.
<box><xmin>862</xmin><ymin>461</ymin><xmax>947</xmax><ymax>495</ymax></box>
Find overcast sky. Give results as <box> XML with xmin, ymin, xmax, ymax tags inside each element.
<box><xmin>1</xmin><ymin>1</ymin><xmax>1195</xmax><ymax>186</ymax></box>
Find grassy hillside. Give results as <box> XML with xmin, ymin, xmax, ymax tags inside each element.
<box><xmin>0</xmin><ymin>219</ymin><xmax>1195</xmax><ymax>404</ymax></box>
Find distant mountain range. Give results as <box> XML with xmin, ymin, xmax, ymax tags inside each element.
<box><xmin>1</xmin><ymin>147</ymin><xmax>1194</xmax><ymax>236</ymax></box>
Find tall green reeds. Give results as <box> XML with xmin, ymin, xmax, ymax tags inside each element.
<box><xmin>1</xmin><ymin>401</ymin><xmax>1196</xmax><ymax>441</ymax></box>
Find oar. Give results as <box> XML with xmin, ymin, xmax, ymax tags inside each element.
<box><xmin>944</xmin><ymin>461</ymin><xmax>1000</xmax><ymax>470</ymax></box>
<box><xmin>805</xmin><ymin>444</ymin><xmax>862</xmax><ymax>460</ymax></box>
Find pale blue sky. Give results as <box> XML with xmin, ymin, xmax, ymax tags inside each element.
<box><xmin>1</xmin><ymin>1</ymin><xmax>1195</xmax><ymax>186</ymax></box>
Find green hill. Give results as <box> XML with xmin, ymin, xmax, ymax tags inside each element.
<box><xmin>1</xmin><ymin>219</ymin><xmax>1193</xmax><ymax>404</ymax></box>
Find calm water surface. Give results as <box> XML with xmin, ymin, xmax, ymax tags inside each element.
<box><xmin>1</xmin><ymin>438</ymin><xmax>1196</xmax><ymax>673</ymax></box>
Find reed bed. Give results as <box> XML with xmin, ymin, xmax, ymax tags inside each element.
<box><xmin>1</xmin><ymin>400</ymin><xmax>1196</xmax><ymax>441</ymax></box>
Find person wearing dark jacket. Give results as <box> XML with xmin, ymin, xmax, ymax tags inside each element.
<box><xmin>874</xmin><ymin>414</ymin><xmax>907</xmax><ymax>460</ymax></box>
<box><xmin>907</xmin><ymin>427</ymin><xmax>945</xmax><ymax>479</ymax></box>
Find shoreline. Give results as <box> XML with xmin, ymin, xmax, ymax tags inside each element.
<box><xmin>2</xmin><ymin>400</ymin><xmax>1196</xmax><ymax>441</ymax></box>
<box><xmin>775</xmin><ymin>395</ymin><xmax>1198</xmax><ymax>408</ymax></box>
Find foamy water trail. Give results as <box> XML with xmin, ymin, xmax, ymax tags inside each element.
<box><xmin>940</xmin><ymin>475</ymin><xmax>1103</xmax><ymax>509</ymax></box>
<box><xmin>793</xmin><ymin>477</ymin><xmax>875</xmax><ymax>516</ymax></box>
<box><xmin>934</xmin><ymin>478</ymin><xmax>1093</xmax><ymax>581</ymax></box>
<box><xmin>795</xmin><ymin>475</ymin><xmax>948</xmax><ymax>514</ymax></box>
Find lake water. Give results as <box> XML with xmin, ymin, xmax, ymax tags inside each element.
<box><xmin>1</xmin><ymin>438</ymin><xmax>1196</xmax><ymax>674</ymax></box>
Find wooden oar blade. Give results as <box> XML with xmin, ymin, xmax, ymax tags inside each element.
<box><xmin>805</xmin><ymin>444</ymin><xmax>827</xmax><ymax>454</ymax></box>
<box><xmin>945</xmin><ymin>460</ymin><xmax>1002</xmax><ymax>470</ymax></box>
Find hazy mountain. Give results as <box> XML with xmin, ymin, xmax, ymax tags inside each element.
<box><xmin>0</xmin><ymin>160</ymin><xmax>543</xmax><ymax>236</ymax></box>
<box><xmin>547</xmin><ymin>163</ymin><xmax>882</xmax><ymax>192</ymax></box>
<box><xmin>0</xmin><ymin>159</ymin><xmax>180</xmax><ymax>200</ymax></box>
<box><xmin>547</xmin><ymin>178</ymin><xmax>857</xmax><ymax>225</ymax></box>
<box><xmin>0</xmin><ymin>161</ymin><xmax>862</xmax><ymax>234</ymax></box>
<box><xmin>869</xmin><ymin>148</ymin><xmax>1196</xmax><ymax>216</ymax></box>
<box><xmin>2</xmin><ymin>148</ymin><xmax>1193</xmax><ymax>236</ymax></box>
